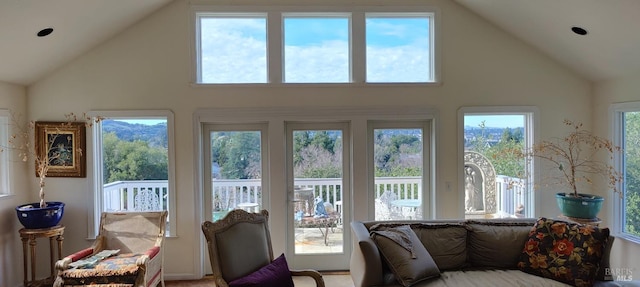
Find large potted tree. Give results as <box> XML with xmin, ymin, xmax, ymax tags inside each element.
<box><xmin>525</xmin><ymin>120</ymin><xmax>623</xmax><ymax>219</ymax></box>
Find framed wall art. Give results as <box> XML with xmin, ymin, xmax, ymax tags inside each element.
<box><xmin>35</xmin><ymin>121</ymin><xmax>86</xmax><ymax>177</ymax></box>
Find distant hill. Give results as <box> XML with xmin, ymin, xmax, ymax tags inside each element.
<box><xmin>102</xmin><ymin>120</ymin><xmax>167</xmax><ymax>147</ymax></box>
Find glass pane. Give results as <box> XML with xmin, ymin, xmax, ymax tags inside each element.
<box><xmin>623</xmin><ymin>112</ymin><xmax>640</xmax><ymax>236</ymax></box>
<box><xmin>373</xmin><ymin>128</ymin><xmax>423</xmax><ymax>220</ymax></box>
<box><xmin>210</xmin><ymin>131</ymin><xmax>262</xmax><ymax>221</ymax></box>
<box><xmin>200</xmin><ymin>17</ymin><xmax>267</xmax><ymax>83</ymax></box>
<box><xmin>463</xmin><ymin>115</ymin><xmax>527</xmax><ymax>218</ymax></box>
<box><xmin>101</xmin><ymin>119</ymin><xmax>169</xmax><ymax>213</ymax></box>
<box><xmin>293</xmin><ymin>130</ymin><xmax>343</xmax><ymax>254</ymax></box>
<box><xmin>366</xmin><ymin>16</ymin><xmax>431</xmax><ymax>83</ymax></box>
<box><xmin>284</xmin><ymin>17</ymin><xmax>349</xmax><ymax>83</ymax></box>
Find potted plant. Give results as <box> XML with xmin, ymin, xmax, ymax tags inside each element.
<box><xmin>9</xmin><ymin>113</ymin><xmax>95</xmax><ymax>229</ymax></box>
<box><xmin>524</xmin><ymin>119</ymin><xmax>623</xmax><ymax>219</ymax></box>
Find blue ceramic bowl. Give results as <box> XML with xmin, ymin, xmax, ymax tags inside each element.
<box><xmin>16</xmin><ymin>201</ymin><xmax>65</xmax><ymax>229</ymax></box>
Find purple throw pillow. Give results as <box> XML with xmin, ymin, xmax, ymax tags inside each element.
<box><xmin>228</xmin><ymin>253</ymin><xmax>294</xmax><ymax>287</ymax></box>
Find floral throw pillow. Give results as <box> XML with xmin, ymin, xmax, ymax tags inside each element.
<box><xmin>517</xmin><ymin>217</ymin><xmax>609</xmax><ymax>287</ymax></box>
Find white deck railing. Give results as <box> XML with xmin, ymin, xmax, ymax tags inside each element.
<box><xmin>103</xmin><ymin>180</ymin><xmax>169</xmax><ymax>212</ymax></box>
<box><xmin>495</xmin><ymin>175</ymin><xmax>527</xmax><ymax>215</ymax></box>
<box><xmin>103</xmin><ymin>175</ymin><xmax>525</xmax><ymax>217</ymax></box>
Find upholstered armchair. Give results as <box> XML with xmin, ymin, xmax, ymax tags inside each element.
<box><xmin>202</xmin><ymin>209</ymin><xmax>325</xmax><ymax>287</ymax></box>
<box><xmin>54</xmin><ymin>211</ymin><xmax>167</xmax><ymax>287</ymax></box>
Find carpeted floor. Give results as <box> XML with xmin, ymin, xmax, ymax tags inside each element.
<box><xmin>165</xmin><ymin>272</ymin><xmax>354</xmax><ymax>287</ymax></box>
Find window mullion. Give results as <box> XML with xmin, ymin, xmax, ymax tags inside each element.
<box><xmin>268</xmin><ymin>11</ymin><xmax>282</xmax><ymax>84</ymax></box>
<box><xmin>351</xmin><ymin>12</ymin><xmax>365</xmax><ymax>83</ymax></box>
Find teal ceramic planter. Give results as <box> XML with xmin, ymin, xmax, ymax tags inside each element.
<box><xmin>555</xmin><ymin>193</ymin><xmax>603</xmax><ymax>219</ymax></box>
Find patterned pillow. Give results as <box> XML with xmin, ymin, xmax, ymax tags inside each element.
<box><xmin>517</xmin><ymin>217</ymin><xmax>609</xmax><ymax>287</ymax></box>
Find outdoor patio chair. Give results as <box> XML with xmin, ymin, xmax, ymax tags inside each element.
<box><xmin>377</xmin><ymin>190</ymin><xmax>402</xmax><ymax>219</ymax></box>
<box><xmin>202</xmin><ymin>209</ymin><xmax>326</xmax><ymax>287</ymax></box>
<box><xmin>54</xmin><ymin>211</ymin><xmax>167</xmax><ymax>287</ymax></box>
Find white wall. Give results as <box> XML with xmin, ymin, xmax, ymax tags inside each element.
<box><xmin>0</xmin><ymin>81</ymin><xmax>28</xmax><ymax>287</ymax></box>
<box><xmin>3</xmin><ymin>0</ymin><xmax>599</xmax><ymax>282</ymax></box>
<box><xmin>593</xmin><ymin>71</ymin><xmax>640</xmax><ymax>274</ymax></box>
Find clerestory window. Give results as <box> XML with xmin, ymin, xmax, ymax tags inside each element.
<box><xmin>194</xmin><ymin>6</ymin><xmax>437</xmax><ymax>85</ymax></box>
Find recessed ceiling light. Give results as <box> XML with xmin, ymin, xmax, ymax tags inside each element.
<box><xmin>571</xmin><ymin>26</ymin><xmax>587</xmax><ymax>36</ymax></box>
<box><xmin>37</xmin><ymin>27</ymin><xmax>54</xmax><ymax>37</ymax></box>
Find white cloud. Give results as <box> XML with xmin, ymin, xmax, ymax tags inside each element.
<box><xmin>200</xmin><ymin>18</ymin><xmax>431</xmax><ymax>83</ymax></box>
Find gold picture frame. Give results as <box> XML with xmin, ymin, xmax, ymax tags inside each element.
<box><xmin>35</xmin><ymin>121</ymin><xmax>86</xmax><ymax>177</ymax></box>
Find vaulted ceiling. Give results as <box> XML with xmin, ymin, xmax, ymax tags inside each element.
<box><xmin>0</xmin><ymin>0</ymin><xmax>172</xmax><ymax>86</ymax></box>
<box><xmin>453</xmin><ymin>0</ymin><xmax>640</xmax><ymax>82</ymax></box>
<box><xmin>1</xmin><ymin>0</ymin><xmax>639</xmax><ymax>86</ymax></box>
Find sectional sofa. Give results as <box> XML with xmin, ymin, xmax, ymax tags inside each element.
<box><xmin>350</xmin><ymin>217</ymin><xmax>640</xmax><ymax>287</ymax></box>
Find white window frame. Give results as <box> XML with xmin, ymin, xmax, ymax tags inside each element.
<box><xmin>87</xmin><ymin>110</ymin><xmax>176</xmax><ymax>237</ymax></box>
<box><xmin>191</xmin><ymin>5</ymin><xmax>440</xmax><ymax>86</ymax></box>
<box><xmin>611</xmin><ymin>101</ymin><xmax>640</xmax><ymax>244</ymax></box>
<box><xmin>0</xmin><ymin>109</ymin><xmax>9</xmax><ymax>197</ymax></box>
<box><xmin>367</xmin><ymin>120</ymin><xmax>432</xmax><ymax>219</ymax></box>
<box><xmin>457</xmin><ymin>106</ymin><xmax>538</xmax><ymax>218</ymax></box>
<box><xmin>203</xmin><ymin>123</ymin><xmax>270</xmax><ymax>221</ymax></box>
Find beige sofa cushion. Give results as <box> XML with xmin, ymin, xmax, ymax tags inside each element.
<box><xmin>465</xmin><ymin>221</ymin><xmax>534</xmax><ymax>268</ymax></box>
<box><xmin>414</xmin><ymin>269</ymin><xmax>572</xmax><ymax>287</ymax></box>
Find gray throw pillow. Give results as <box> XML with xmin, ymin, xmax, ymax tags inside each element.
<box><xmin>371</xmin><ymin>225</ymin><xmax>440</xmax><ymax>287</ymax></box>
<box><xmin>412</xmin><ymin>224</ymin><xmax>468</xmax><ymax>270</ymax></box>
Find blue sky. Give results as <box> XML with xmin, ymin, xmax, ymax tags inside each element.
<box><xmin>200</xmin><ymin>15</ymin><xmax>431</xmax><ymax>83</ymax></box>
<box><xmin>464</xmin><ymin>115</ymin><xmax>524</xmax><ymax>129</ymax></box>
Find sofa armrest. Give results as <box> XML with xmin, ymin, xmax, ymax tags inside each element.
<box><xmin>350</xmin><ymin>221</ymin><xmax>384</xmax><ymax>287</ymax></box>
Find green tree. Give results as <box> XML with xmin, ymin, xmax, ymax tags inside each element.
<box><xmin>294</xmin><ymin>131</ymin><xmax>342</xmax><ymax>178</ymax></box>
<box><xmin>466</xmin><ymin>122</ymin><xmax>525</xmax><ymax>178</ymax></box>
<box><xmin>310</xmin><ymin>131</ymin><xmax>335</xmax><ymax>154</ymax></box>
<box><xmin>295</xmin><ymin>145</ymin><xmax>342</xmax><ymax>178</ymax></box>
<box><xmin>293</xmin><ymin>131</ymin><xmax>312</xmax><ymax>165</ymax></box>
<box><xmin>103</xmin><ymin>132</ymin><xmax>168</xmax><ymax>182</ymax></box>
<box><xmin>486</xmin><ymin>128</ymin><xmax>525</xmax><ymax>178</ymax></box>
<box><xmin>212</xmin><ymin>131</ymin><xmax>261</xmax><ymax>179</ymax></box>
<box><xmin>467</xmin><ymin>121</ymin><xmax>491</xmax><ymax>154</ymax></box>
<box><xmin>374</xmin><ymin>130</ymin><xmax>422</xmax><ymax>177</ymax></box>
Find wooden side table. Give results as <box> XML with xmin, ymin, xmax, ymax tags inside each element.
<box><xmin>19</xmin><ymin>225</ymin><xmax>65</xmax><ymax>287</ymax></box>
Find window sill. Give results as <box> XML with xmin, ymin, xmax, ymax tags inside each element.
<box><xmin>189</xmin><ymin>81</ymin><xmax>443</xmax><ymax>89</ymax></box>
<box><xmin>613</xmin><ymin>233</ymin><xmax>640</xmax><ymax>245</ymax></box>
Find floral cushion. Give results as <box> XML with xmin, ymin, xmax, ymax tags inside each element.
<box><xmin>517</xmin><ymin>217</ymin><xmax>609</xmax><ymax>287</ymax></box>
<box><xmin>59</xmin><ymin>253</ymin><xmax>141</xmax><ymax>285</ymax></box>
